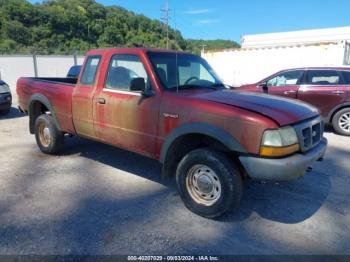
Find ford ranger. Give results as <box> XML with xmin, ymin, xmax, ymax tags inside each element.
<box><xmin>17</xmin><ymin>48</ymin><xmax>327</xmax><ymax>218</ymax></box>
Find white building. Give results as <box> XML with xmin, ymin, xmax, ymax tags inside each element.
<box><xmin>203</xmin><ymin>26</ymin><xmax>350</xmax><ymax>86</ymax></box>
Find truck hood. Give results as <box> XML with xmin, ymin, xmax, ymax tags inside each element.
<box><xmin>194</xmin><ymin>90</ymin><xmax>319</xmax><ymax>126</ymax></box>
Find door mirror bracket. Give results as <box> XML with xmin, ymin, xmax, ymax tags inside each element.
<box><xmin>130</xmin><ymin>77</ymin><xmax>155</xmax><ymax>97</ymax></box>
<box><xmin>130</xmin><ymin>77</ymin><xmax>146</xmax><ymax>92</ymax></box>
<box><xmin>258</xmin><ymin>82</ymin><xmax>268</xmax><ymax>93</ymax></box>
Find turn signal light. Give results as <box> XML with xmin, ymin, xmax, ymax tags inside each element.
<box><xmin>260</xmin><ymin>143</ymin><xmax>300</xmax><ymax>157</ymax></box>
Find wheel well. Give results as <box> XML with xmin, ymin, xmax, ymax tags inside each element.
<box><xmin>330</xmin><ymin>105</ymin><xmax>350</xmax><ymax>123</ymax></box>
<box><xmin>29</xmin><ymin>101</ymin><xmax>50</xmax><ymax>134</ymax></box>
<box><xmin>162</xmin><ymin>133</ymin><xmax>239</xmax><ymax>179</ymax></box>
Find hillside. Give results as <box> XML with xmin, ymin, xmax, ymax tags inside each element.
<box><xmin>186</xmin><ymin>39</ymin><xmax>240</xmax><ymax>54</ymax></box>
<box><xmin>0</xmin><ymin>0</ymin><xmax>239</xmax><ymax>55</ymax></box>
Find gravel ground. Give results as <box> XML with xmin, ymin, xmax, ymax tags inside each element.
<box><xmin>0</xmin><ymin>107</ymin><xmax>349</xmax><ymax>255</ymax></box>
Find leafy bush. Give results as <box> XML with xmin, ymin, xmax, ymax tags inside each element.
<box><xmin>0</xmin><ymin>0</ymin><xmax>239</xmax><ymax>55</ymax></box>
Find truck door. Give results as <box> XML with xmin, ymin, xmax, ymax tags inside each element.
<box><xmin>297</xmin><ymin>70</ymin><xmax>347</xmax><ymax>118</ymax></box>
<box><xmin>93</xmin><ymin>53</ymin><xmax>161</xmax><ymax>157</ymax></box>
<box><xmin>72</xmin><ymin>55</ymin><xmax>101</xmax><ymax>139</ymax></box>
<box><xmin>266</xmin><ymin>70</ymin><xmax>304</xmax><ymax>99</ymax></box>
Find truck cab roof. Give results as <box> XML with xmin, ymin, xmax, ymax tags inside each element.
<box><xmin>86</xmin><ymin>47</ymin><xmax>191</xmax><ymax>57</ymax></box>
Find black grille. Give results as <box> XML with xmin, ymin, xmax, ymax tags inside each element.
<box><xmin>302</xmin><ymin>127</ymin><xmax>312</xmax><ymax>149</ymax></box>
<box><xmin>312</xmin><ymin>122</ymin><xmax>321</xmax><ymax>145</ymax></box>
<box><xmin>295</xmin><ymin>117</ymin><xmax>324</xmax><ymax>152</ymax></box>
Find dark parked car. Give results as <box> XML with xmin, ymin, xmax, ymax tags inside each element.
<box><xmin>0</xmin><ymin>80</ymin><xmax>12</xmax><ymax>114</ymax></box>
<box><xmin>67</xmin><ymin>65</ymin><xmax>82</xmax><ymax>78</ymax></box>
<box><xmin>239</xmin><ymin>67</ymin><xmax>350</xmax><ymax>136</ymax></box>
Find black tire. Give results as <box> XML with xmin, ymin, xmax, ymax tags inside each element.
<box><xmin>332</xmin><ymin>108</ymin><xmax>350</xmax><ymax>136</ymax></box>
<box><xmin>176</xmin><ymin>148</ymin><xmax>243</xmax><ymax>218</ymax></box>
<box><xmin>34</xmin><ymin>114</ymin><xmax>64</xmax><ymax>154</ymax></box>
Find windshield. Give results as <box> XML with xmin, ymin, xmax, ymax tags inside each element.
<box><xmin>147</xmin><ymin>52</ymin><xmax>224</xmax><ymax>91</ymax></box>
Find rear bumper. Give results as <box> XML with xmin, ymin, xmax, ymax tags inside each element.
<box><xmin>0</xmin><ymin>92</ymin><xmax>12</xmax><ymax>110</ymax></box>
<box><xmin>239</xmin><ymin>138</ymin><xmax>327</xmax><ymax>181</ymax></box>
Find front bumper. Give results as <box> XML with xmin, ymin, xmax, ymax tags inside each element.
<box><xmin>0</xmin><ymin>92</ymin><xmax>12</xmax><ymax>110</ymax></box>
<box><xmin>239</xmin><ymin>138</ymin><xmax>327</xmax><ymax>181</ymax></box>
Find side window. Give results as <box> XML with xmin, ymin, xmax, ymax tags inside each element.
<box><xmin>306</xmin><ymin>70</ymin><xmax>341</xmax><ymax>85</ymax></box>
<box><xmin>341</xmin><ymin>71</ymin><xmax>350</xmax><ymax>84</ymax></box>
<box><xmin>267</xmin><ymin>70</ymin><xmax>304</xmax><ymax>87</ymax></box>
<box><xmin>105</xmin><ymin>54</ymin><xmax>150</xmax><ymax>91</ymax></box>
<box><xmin>80</xmin><ymin>56</ymin><xmax>101</xmax><ymax>85</ymax></box>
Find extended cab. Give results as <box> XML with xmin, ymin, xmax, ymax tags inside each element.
<box><xmin>17</xmin><ymin>48</ymin><xmax>327</xmax><ymax>218</ymax></box>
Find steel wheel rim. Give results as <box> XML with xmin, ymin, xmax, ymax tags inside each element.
<box><xmin>186</xmin><ymin>164</ymin><xmax>222</xmax><ymax>206</ymax></box>
<box><xmin>338</xmin><ymin>112</ymin><xmax>350</xmax><ymax>133</ymax></box>
<box><xmin>38</xmin><ymin>122</ymin><xmax>51</xmax><ymax>147</ymax></box>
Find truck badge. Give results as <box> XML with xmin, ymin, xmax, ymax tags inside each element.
<box><xmin>163</xmin><ymin>113</ymin><xmax>179</xmax><ymax>119</ymax></box>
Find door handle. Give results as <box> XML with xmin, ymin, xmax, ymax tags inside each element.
<box><xmin>97</xmin><ymin>98</ymin><xmax>106</xmax><ymax>104</ymax></box>
<box><xmin>332</xmin><ymin>90</ymin><xmax>345</xmax><ymax>95</ymax></box>
<box><xmin>284</xmin><ymin>90</ymin><xmax>296</xmax><ymax>95</ymax></box>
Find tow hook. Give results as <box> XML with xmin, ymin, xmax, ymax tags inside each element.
<box><xmin>306</xmin><ymin>166</ymin><xmax>313</xmax><ymax>172</ymax></box>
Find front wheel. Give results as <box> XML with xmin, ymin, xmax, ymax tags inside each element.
<box><xmin>34</xmin><ymin>114</ymin><xmax>64</xmax><ymax>154</ymax></box>
<box><xmin>332</xmin><ymin>108</ymin><xmax>350</xmax><ymax>136</ymax></box>
<box><xmin>176</xmin><ymin>148</ymin><xmax>242</xmax><ymax>218</ymax></box>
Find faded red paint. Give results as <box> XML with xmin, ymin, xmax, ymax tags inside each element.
<box><xmin>17</xmin><ymin>48</ymin><xmax>320</xmax><ymax>159</ymax></box>
<box><xmin>17</xmin><ymin>78</ymin><xmax>76</xmax><ymax>134</ymax></box>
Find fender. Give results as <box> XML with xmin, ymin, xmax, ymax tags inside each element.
<box><xmin>28</xmin><ymin>93</ymin><xmax>62</xmax><ymax>134</ymax></box>
<box><xmin>326</xmin><ymin>102</ymin><xmax>350</xmax><ymax>123</ymax></box>
<box><xmin>159</xmin><ymin>122</ymin><xmax>247</xmax><ymax>164</ymax></box>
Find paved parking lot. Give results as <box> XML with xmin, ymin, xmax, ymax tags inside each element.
<box><xmin>0</xmin><ymin>107</ymin><xmax>349</xmax><ymax>255</ymax></box>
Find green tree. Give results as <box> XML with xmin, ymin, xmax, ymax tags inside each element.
<box><xmin>0</xmin><ymin>0</ymin><xmax>240</xmax><ymax>55</ymax></box>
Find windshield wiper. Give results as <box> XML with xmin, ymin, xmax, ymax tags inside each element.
<box><xmin>168</xmin><ymin>84</ymin><xmax>217</xmax><ymax>90</ymax></box>
<box><xmin>209</xmin><ymin>83</ymin><xmax>227</xmax><ymax>89</ymax></box>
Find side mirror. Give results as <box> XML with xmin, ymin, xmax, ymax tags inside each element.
<box><xmin>130</xmin><ymin>77</ymin><xmax>146</xmax><ymax>92</ymax></box>
<box><xmin>258</xmin><ymin>82</ymin><xmax>268</xmax><ymax>93</ymax></box>
<box><xmin>130</xmin><ymin>77</ymin><xmax>154</xmax><ymax>97</ymax></box>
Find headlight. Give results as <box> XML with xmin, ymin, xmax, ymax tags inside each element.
<box><xmin>260</xmin><ymin>126</ymin><xmax>300</xmax><ymax>157</ymax></box>
<box><xmin>0</xmin><ymin>84</ymin><xmax>10</xmax><ymax>94</ymax></box>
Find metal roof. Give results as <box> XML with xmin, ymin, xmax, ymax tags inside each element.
<box><xmin>241</xmin><ymin>26</ymin><xmax>350</xmax><ymax>48</ymax></box>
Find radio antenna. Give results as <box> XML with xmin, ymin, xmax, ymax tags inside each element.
<box><xmin>174</xmin><ymin>8</ymin><xmax>179</xmax><ymax>93</ymax></box>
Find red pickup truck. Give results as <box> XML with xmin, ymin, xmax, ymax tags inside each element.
<box><xmin>239</xmin><ymin>68</ymin><xmax>350</xmax><ymax>136</ymax></box>
<box><xmin>17</xmin><ymin>48</ymin><xmax>327</xmax><ymax>218</ymax></box>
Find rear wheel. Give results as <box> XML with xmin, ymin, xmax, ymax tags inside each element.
<box><xmin>332</xmin><ymin>108</ymin><xmax>350</xmax><ymax>136</ymax></box>
<box><xmin>34</xmin><ymin>114</ymin><xmax>64</xmax><ymax>154</ymax></box>
<box><xmin>176</xmin><ymin>148</ymin><xmax>242</xmax><ymax>218</ymax></box>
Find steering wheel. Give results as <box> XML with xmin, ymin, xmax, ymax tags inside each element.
<box><xmin>184</xmin><ymin>76</ymin><xmax>199</xmax><ymax>85</ymax></box>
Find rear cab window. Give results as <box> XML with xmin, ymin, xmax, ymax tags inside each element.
<box><xmin>80</xmin><ymin>56</ymin><xmax>101</xmax><ymax>85</ymax></box>
<box><xmin>67</xmin><ymin>65</ymin><xmax>81</xmax><ymax>78</ymax></box>
<box><xmin>306</xmin><ymin>70</ymin><xmax>343</xmax><ymax>85</ymax></box>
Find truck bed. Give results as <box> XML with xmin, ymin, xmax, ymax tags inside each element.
<box><xmin>24</xmin><ymin>77</ymin><xmax>78</xmax><ymax>85</ymax></box>
<box><xmin>16</xmin><ymin>77</ymin><xmax>76</xmax><ymax>134</ymax></box>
